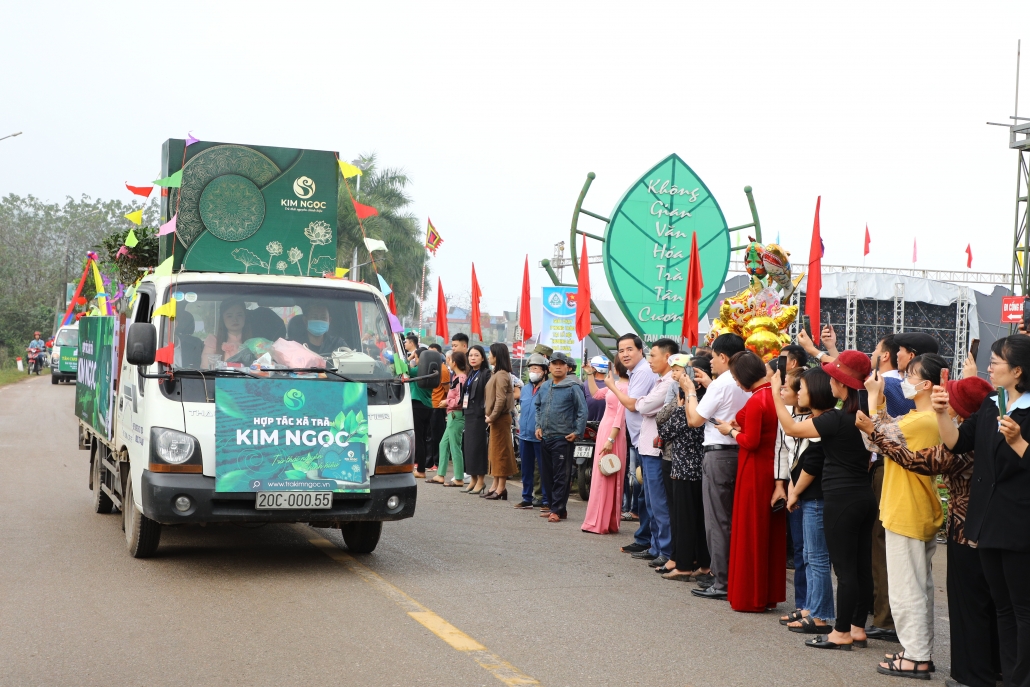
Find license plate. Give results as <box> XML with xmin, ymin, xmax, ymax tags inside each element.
<box><xmin>255</xmin><ymin>492</ymin><xmax>333</xmax><ymax>509</ymax></box>
<box><xmin>574</xmin><ymin>445</ymin><xmax>593</xmax><ymax>458</ymax></box>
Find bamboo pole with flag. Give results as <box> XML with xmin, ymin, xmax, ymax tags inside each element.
<box><xmin>518</xmin><ymin>255</ymin><xmax>532</xmax><ymax>342</ymax></box>
<box><xmin>470</xmin><ymin>264</ymin><xmax>483</xmax><ymax>341</ymax></box>
<box><xmin>575</xmin><ymin>239</ymin><xmax>592</xmax><ymax>341</ymax></box>
<box><xmin>681</xmin><ymin>232</ymin><xmax>704</xmax><ymax>348</ymax></box>
<box><xmin>805</xmin><ymin>197</ymin><xmax>823</xmax><ymax>337</ymax></box>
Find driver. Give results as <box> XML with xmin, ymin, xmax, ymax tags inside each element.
<box><xmin>300</xmin><ymin>302</ymin><xmax>344</xmax><ymax>356</ymax></box>
<box><xmin>28</xmin><ymin>331</ymin><xmax>46</xmax><ymax>352</ymax></box>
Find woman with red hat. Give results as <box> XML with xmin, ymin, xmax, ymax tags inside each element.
<box><xmin>772</xmin><ymin>349</ymin><xmax>874</xmax><ymax>651</ymax></box>
<box><xmin>935</xmin><ymin>335</ymin><xmax>1030</xmax><ymax>687</ymax></box>
<box><xmin>857</xmin><ymin>374</ymin><xmax>999</xmax><ymax>687</ymax></box>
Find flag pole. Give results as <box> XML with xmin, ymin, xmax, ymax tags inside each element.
<box><xmin>417</xmin><ymin>249</ymin><xmax>427</xmax><ymax>333</ymax></box>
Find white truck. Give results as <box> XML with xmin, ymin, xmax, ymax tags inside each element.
<box><xmin>78</xmin><ymin>272</ymin><xmax>431</xmax><ymax>558</ymax></box>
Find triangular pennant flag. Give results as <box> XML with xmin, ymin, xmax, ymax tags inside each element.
<box><xmin>125</xmin><ymin>182</ymin><xmax>153</xmax><ymax>198</ymax></box>
<box><xmin>864</xmin><ymin>225</ymin><xmax>871</xmax><ymax>256</ymax></box>
<box><xmin>158</xmin><ymin>214</ymin><xmax>177</xmax><ymax>236</ymax></box>
<box><xmin>335</xmin><ymin>267</ymin><xmax>349</xmax><ymax>278</ymax></box>
<box><xmin>388</xmin><ymin>313</ymin><xmax>403</xmax><ymax>334</ymax></box>
<box><xmin>115</xmin><ymin>246</ymin><xmax>131</xmax><ymax>260</ymax></box>
<box><xmin>394</xmin><ymin>351</ymin><xmax>409</xmax><ymax>376</ymax></box>
<box><xmin>153</xmin><ymin>170</ymin><xmax>182</xmax><ymax>188</ymax></box>
<box><xmin>471</xmin><ymin>264</ymin><xmax>483</xmax><ymax>339</ymax></box>
<box><xmin>435</xmin><ymin>278</ymin><xmax>449</xmax><ymax>340</ymax></box>
<box><xmin>124</xmin><ymin>210</ymin><xmax>143</xmax><ymax>226</ymax></box>
<box><xmin>518</xmin><ymin>255</ymin><xmax>532</xmax><ymax>341</ymax></box>
<box><xmin>966</xmin><ymin>243</ymin><xmax>973</xmax><ymax>269</ymax></box>
<box><xmin>353</xmin><ymin>199</ymin><xmax>379</xmax><ymax>220</ymax></box>
<box><xmin>125</xmin><ymin>229</ymin><xmax>139</xmax><ymax>247</ymax></box>
<box><xmin>154</xmin><ymin>256</ymin><xmax>174</xmax><ymax>277</ymax></box>
<box><xmin>154</xmin><ymin>343</ymin><xmax>175</xmax><ymax>365</ymax></box>
<box><xmin>388</xmin><ymin>291</ymin><xmax>398</xmax><ymax>316</ymax></box>
<box><xmin>338</xmin><ymin>159</ymin><xmax>363</xmax><ymax>179</ymax></box>
<box><xmin>152</xmin><ymin>299</ymin><xmax>176</xmax><ymax>319</ymax></box>
<box><xmin>364</xmin><ymin>237</ymin><xmax>388</xmax><ymax>253</ymax></box>
<box><xmin>185</xmin><ymin>133</ymin><xmax>199</xmax><ymax>146</ymax></box>
<box><xmin>574</xmin><ymin>240</ymin><xmax>592</xmax><ymax>341</ymax></box>
<box><xmin>377</xmin><ymin>274</ymin><xmax>393</xmax><ymax>296</ymax></box>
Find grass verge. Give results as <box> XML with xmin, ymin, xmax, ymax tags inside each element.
<box><xmin>0</xmin><ymin>366</ymin><xmax>50</xmax><ymax>389</ymax></box>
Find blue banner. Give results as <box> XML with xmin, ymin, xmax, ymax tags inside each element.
<box><xmin>540</xmin><ymin>286</ymin><xmax>582</xmax><ymax>358</ymax></box>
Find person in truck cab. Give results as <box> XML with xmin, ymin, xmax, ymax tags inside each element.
<box><xmin>298</xmin><ymin>302</ymin><xmax>344</xmax><ymax>356</ymax></box>
<box><xmin>202</xmin><ymin>297</ymin><xmax>252</xmax><ymax>367</ymax></box>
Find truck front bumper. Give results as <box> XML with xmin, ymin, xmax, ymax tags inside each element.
<box><xmin>140</xmin><ymin>471</ymin><xmax>417</xmax><ymax>525</ymax></box>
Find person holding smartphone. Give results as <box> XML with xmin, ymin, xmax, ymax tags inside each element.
<box><xmin>934</xmin><ymin>335</ymin><xmax>1030</xmax><ymax>687</ymax></box>
<box><xmin>712</xmin><ymin>351</ymin><xmax>787</xmax><ymax>613</ymax></box>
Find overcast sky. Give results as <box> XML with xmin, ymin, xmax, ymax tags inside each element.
<box><xmin>2</xmin><ymin>1</ymin><xmax>1028</xmax><ymax>313</ymax></box>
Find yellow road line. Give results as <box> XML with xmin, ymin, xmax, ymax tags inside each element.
<box><xmin>303</xmin><ymin>529</ymin><xmax>540</xmax><ymax>686</ymax></box>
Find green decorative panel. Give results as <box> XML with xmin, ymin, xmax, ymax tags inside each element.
<box><xmin>603</xmin><ymin>154</ymin><xmax>730</xmax><ymax>343</ymax></box>
<box><xmin>159</xmin><ymin>140</ymin><xmax>339</xmax><ymax>275</ymax></box>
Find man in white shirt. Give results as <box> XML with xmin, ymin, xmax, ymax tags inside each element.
<box><xmin>683</xmin><ymin>333</ymin><xmax>750</xmax><ymax>600</ymax></box>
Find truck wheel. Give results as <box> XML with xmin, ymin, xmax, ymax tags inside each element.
<box><xmin>341</xmin><ymin>521</ymin><xmax>382</xmax><ymax>554</ymax></box>
<box><xmin>51</xmin><ymin>374</ymin><xmax>58</xmax><ymax>385</ymax></box>
<box><xmin>123</xmin><ymin>479</ymin><xmax>161</xmax><ymax>558</ymax></box>
<box><xmin>578</xmin><ymin>464</ymin><xmax>591</xmax><ymax>501</ymax></box>
<box><xmin>91</xmin><ymin>453</ymin><xmax>114</xmax><ymax>514</ymax></box>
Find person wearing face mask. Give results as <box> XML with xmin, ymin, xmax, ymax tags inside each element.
<box><xmin>858</xmin><ymin>375</ymin><xmax>1000</xmax><ymax>687</ymax></box>
<box><xmin>581</xmin><ymin>357</ymin><xmax>630</xmax><ymax>534</ymax></box>
<box><xmin>300</xmin><ymin>302</ymin><xmax>344</xmax><ymax>356</ymax></box>
<box><xmin>863</xmin><ymin>353</ymin><xmax>947</xmax><ymax>679</ymax></box>
<box><xmin>514</xmin><ymin>354</ymin><xmax>550</xmax><ymax>511</ymax></box>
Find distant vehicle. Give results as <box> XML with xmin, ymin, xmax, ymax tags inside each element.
<box><xmin>50</xmin><ymin>323</ymin><xmax>79</xmax><ymax>384</ymax></box>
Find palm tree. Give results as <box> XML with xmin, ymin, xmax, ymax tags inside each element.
<box><xmin>336</xmin><ymin>154</ymin><xmax>428</xmax><ymax>319</ymax></box>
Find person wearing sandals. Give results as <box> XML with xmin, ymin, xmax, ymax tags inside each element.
<box><xmin>772</xmin><ymin>350</ymin><xmax>873</xmax><ymax>651</ymax></box>
<box><xmin>857</xmin><ymin>374</ymin><xmax>1000</xmax><ymax>686</ymax></box>
<box><xmin>861</xmin><ymin>353</ymin><xmax>948</xmax><ymax>679</ymax></box>
<box><xmin>713</xmin><ymin>351</ymin><xmax>787</xmax><ymax>613</ymax></box>
<box><xmin>776</xmin><ymin>367</ymin><xmax>809</xmax><ymax>619</ymax></box>
<box><xmin>462</xmin><ymin>345</ymin><xmax>492</xmax><ymax>495</ymax></box>
<box><xmin>482</xmin><ymin>343</ymin><xmax>517</xmax><ymax>500</ymax></box>
<box><xmin>581</xmin><ymin>357</ymin><xmax>629</xmax><ymax>534</ymax></box>
<box><xmin>534</xmin><ymin>352</ymin><xmax>588</xmax><ymax>522</ymax></box>
<box><xmin>514</xmin><ymin>354</ymin><xmax>550</xmax><ymax>510</ymax></box>
<box><xmin>656</xmin><ymin>354</ymin><xmax>711</xmax><ymax>581</ymax></box>
<box><xmin>432</xmin><ymin>350</ymin><xmax>468</xmax><ymax>487</ymax></box>
<box><xmin>782</xmin><ymin>367</ymin><xmax>835</xmax><ymax>636</ymax></box>
<box><xmin>934</xmin><ymin>335</ymin><xmax>1030</xmax><ymax>687</ymax></box>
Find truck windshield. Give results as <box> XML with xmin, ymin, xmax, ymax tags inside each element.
<box><xmin>161</xmin><ymin>282</ymin><xmax>400</xmax><ymax>379</ymax></box>
<box><xmin>54</xmin><ymin>329</ymin><xmax>78</xmax><ymax>347</ymax></box>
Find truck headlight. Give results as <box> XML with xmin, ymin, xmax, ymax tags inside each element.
<box><xmin>149</xmin><ymin>427</ymin><xmax>203</xmax><ymax>473</ymax></box>
<box><xmin>375</xmin><ymin>430</ymin><xmax>414</xmax><ymax>474</ymax></box>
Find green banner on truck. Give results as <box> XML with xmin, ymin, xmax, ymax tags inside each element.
<box><xmin>75</xmin><ymin>317</ymin><xmax>116</xmax><ymax>439</ymax></box>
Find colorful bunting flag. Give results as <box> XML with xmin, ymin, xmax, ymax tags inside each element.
<box><xmin>353</xmin><ymin>200</ymin><xmax>379</xmax><ymax>220</ymax></box>
<box><xmin>154</xmin><ymin>256</ymin><xmax>174</xmax><ymax>277</ymax></box>
<box><xmin>153</xmin><ymin>170</ymin><xmax>182</xmax><ymax>188</ymax></box>
<box><xmin>154</xmin><ymin>343</ymin><xmax>175</xmax><ymax>365</ymax></box>
<box><xmin>115</xmin><ymin>246</ymin><xmax>132</xmax><ymax>260</ymax></box>
<box><xmin>425</xmin><ymin>219</ymin><xmax>443</xmax><ymax>255</ymax></box>
<box><xmin>335</xmin><ymin>267</ymin><xmax>349</xmax><ymax>278</ymax></box>
<box><xmin>158</xmin><ymin>214</ymin><xmax>177</xmax><ymax>236</ymax></box>
<box><xmin>124</xmin><ymin>210</ymin><xmax>143</xmax><ymax>226</ymax></box>
<box><xmin>125</xmin><ymin>229</ymin><xmax>139</xmax><ymax>247</ymax></box>
<box><xmin>364</xmin><ymin>237</ymin><xmax>388</xmax><ymax>253</ymax></box>
<box><xmin>388</xmin><ymin>291</ymin><xmax>398</xmax><ymax>316</ymax></box>
<box><xmin>125</xmin><ymin>182</ymin><xmax>153</xmax><ymax>198</ymax></box>
<box><xmin>338</xmin><ymin>160</ymin><xmax>363</xmax><ymax>179</ymax></box>
<box><xmin>185</xmin><ymin>132</ymin><xmax>200</xmax><ymax>146</ymax></box>
<box><xmin>377</xmin><ymin>274</ymin><xmax>393</xmax><ymax>296</ymax></box>
<box><xmin>152</xmin><ymin>300</ymin><xmax>176</xmax><ymax>319</ymax></box>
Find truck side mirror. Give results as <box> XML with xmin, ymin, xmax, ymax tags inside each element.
<box><xmin>415</xmin><ymin>349</ymin><xmax>443</xmax><ymax>389</ymax></box>
<box><xmin>125</xmin><ymin>322</ymin><xmax>158</xmax><ymax>366</ymax></box>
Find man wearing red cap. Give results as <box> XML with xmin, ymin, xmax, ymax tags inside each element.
<box><xmin>858</xmin><ymin>375</ymin><xmax>999</xmax><ymax>687</ymax></box>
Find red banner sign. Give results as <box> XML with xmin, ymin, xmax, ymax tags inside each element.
<box><xmin>1002</xmin><ymin>296</ymin><xmax>1024</xmax><ymax>324</ymax></box>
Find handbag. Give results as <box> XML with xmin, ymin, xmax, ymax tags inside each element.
<box><xmin>599</xmin><ymin>452</ymin><xmax>621</xmax><ymax>476</ymax></box>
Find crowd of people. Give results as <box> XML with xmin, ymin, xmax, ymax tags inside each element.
<box><xmin>404</xmin><ymin>326</ymin><xmax>1030</xmax><ymax>687</ymax></box>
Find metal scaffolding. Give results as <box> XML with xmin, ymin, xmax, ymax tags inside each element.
<box><xmin>954</xmin><ymin>286</ymin><xmax>971</xmax><ymax>378</ymax></box>
<box><xmin>893</xmin><ymin>282</ymin><xmax>905</xmax><ymax>334</ymax></box>
<box><xmin>845</xmin><ymin>280</ymin><xmax>858</xmax><ymax>351</ymax></box>
<box><xmin>788</xmin><ymin>287</ymin><xmax>801</xmax><ymax>342</ymax></box>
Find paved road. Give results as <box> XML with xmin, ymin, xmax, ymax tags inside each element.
<box><xmin>0</xmin><ymin>376</ymin><xmax>955</xmax><ymax>686</ymax></box>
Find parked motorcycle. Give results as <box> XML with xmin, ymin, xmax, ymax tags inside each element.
<box><xmin>571</xmin><ymin>420</ymin><xmax>600</xmax><ymax>501</ymax></box>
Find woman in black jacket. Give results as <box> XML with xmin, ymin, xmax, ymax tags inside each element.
<box><xmin>936</xmin><ymin>335</ymin><xmax>1030</xmax><ymax>687</ymax></box>
<box><xmin>461</xmin><ymin>345</ymin><xmax>492</xmax><ymax>495</ymax></box>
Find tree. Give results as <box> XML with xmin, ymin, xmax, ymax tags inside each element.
<box><xmin>337</xmin><ymin>154</ymin><xmax>428</xmax><ymax>319</ymax></box>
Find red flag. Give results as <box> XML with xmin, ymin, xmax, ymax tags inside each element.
<box><xmin>518</xmin><ymin>255</ymin><xmax>533</xmax><ymax>341</ymax></box>
<box><xmin>913</xmin><ymin>238</ymin><xmax>918</xmax><ymax>264</ymax></box>
<box><xmin>154</xmin><ymin>343</ymin><xmax>175</xmax><ymax>366</ymax></box>
<box><xmin>352</xmin><ymin>200</ymin><xmax>378</xmax><ymax>220</ymax></box>
<box><xmin>575</xmin><ymin>239</ymin><xmax>592</xmax><ymax>341</ymax></box>
<box><xmin>435</xmin><ymin>278</ymin><xmax>449</xmax><ymax>340</ymax></box>
<box><xmin>681</xmin><ymin>232</ymin><xmax>704</xmax><ymax>347</ymax></box>
<box><xmin>805</xmin><ymin>197</ymin><xmax>823</xmax><ymax>337</ymax></box>
<box><xmin>470</xmin><ymin>264</ymin><xmax>483</xmax><ymax>339</ymax></box>
<box><xmin>966</xmin><ymin>243</ymin><xmax>973</xmax><ymax>269</ymax></box>
<box><xmin>863</xmin><ymin>224</ymin><xmax>871</xmax><ymax>256</ymax></box>
<box><xmin>125</xmin><ymin>182</ymin><xmax>153</xmax><ymax>198</ymax></box>
<box><xmin>388</xmin><ymin>291</ymin><xmax>397</xmax><ymax>316</ymax></box>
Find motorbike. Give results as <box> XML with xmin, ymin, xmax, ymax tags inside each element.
<box><xmin>26</xmin><ymin>347</ymin><xmax>44</xmax><ymax>375</ymax></box>
<box><xmin>571</xmin><ymin>420</ymin><xmax>600</xmax><ymax>501</ymax></box>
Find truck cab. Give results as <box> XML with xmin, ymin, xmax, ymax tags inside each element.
<box><xmin>92</xmin><ymin>272</ymin><xmax>420</xmax><ymax>557</ymax></box>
